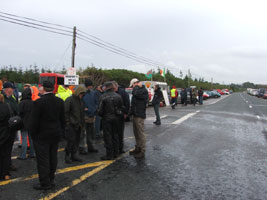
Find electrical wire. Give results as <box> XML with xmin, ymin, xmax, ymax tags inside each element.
<box><xmin>0</xmin><ymin>11</ymin><xmax>72</xmax><ymax>29</ymax></box>
<box><xmin>0</xmin><ymin>17</ymin><xmax>73</xmax><ymax>37</ymax></box>
<box><xmin>77</xmin><ymin>32</ymin><xmax>162</xmax><ymax>67</ymax></box>
<box><xmin>0</xmin><ymin>14</ymin><xmax>72</xmax><ymax>34</ymax></box>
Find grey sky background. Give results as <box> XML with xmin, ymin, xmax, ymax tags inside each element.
<box><xmin>1</xmin><ymin>0</ymin><xmax>267</xmax><ymax>84</ymax></box>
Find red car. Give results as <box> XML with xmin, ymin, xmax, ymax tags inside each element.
<box><xmin>216</xmin><ymin>89</ymin><xmax>225</xmax><ymax>95</ymax></box>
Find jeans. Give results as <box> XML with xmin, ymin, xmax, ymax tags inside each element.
<box><xmin>153</xmin><ymin>103</ymin><xmax>160</xmax><ymax>123</ymax></box>
<box><xmin>20</xmin><ymin>130</ymin><xmax>35</xmax><ymax>159</ymax></box>
<box><xmin>199</xmin><ymin>96</ymin><xmax>203</xmax><ymax>105</ymax></box>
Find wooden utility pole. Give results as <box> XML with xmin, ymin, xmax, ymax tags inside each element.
<box><xmin>71</xmin><ymin>26</ymin><xmax>77</xmax><ymax>68</ymax></box>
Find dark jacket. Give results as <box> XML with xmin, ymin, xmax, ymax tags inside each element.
<box><xmin>198</xmin><ymin>89</ymin><xmax>203</xmax><ymax>97</ymax></box>
<box><xmin>117</xmin><ymin>86</ymin><xmax>130</xmax><ymax>114</ymax></box>
<box><xmin>98</xmin><ymin>89</ymin><xmax>123</xmax><ymax>121</ymax></box>
<box><xmin>30</xmin><ymin>93</ymin><xmax>65</xmax><ymax>143</ymax></box>
<box><xmin>152</xmin><ymin>87</ymin><xmax>163</xmax><ymax>106</ymax></box>
<box><xmin>130</xmin><ymin>85</ymin><xmax>148</xmax><ymax>119</ymax></box>
<box><xmin>0</xmin><ymin>102</ymin><xmax>10</xmax><ymax>145</ymax></box>
<box><xmin>82</xmin><ymin>89</ymin><xmax>98</xmax><ymax>117</ymax></box>
<box><xmin>65</xmin><ymin>86</ymin><xmax>86</xmax><ymax>130</ymax></box>
<box><xmin>19</xmin><ymin>88</ymin><xmax>33</xmax><ymax>131</ymax></box>
<box><xmin>3</xmin><ymin>93</ymin><xmax>19</xmax><ymax>115</ymax></box>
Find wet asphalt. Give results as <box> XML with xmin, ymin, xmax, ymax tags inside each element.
<box><xmin>2</xmin><ymin>93</ymin><xmax>267</xmax><ymax>200</ymax></box>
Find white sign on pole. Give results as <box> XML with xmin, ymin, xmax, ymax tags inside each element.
<box><xmin>162</xmin><ymin>90</ymin><xmax>170</xmax><ymax>106</ymax></box>
<box><xmin>64</xmin><ymin>75</ymin><xmax>79</xmax><ymax>85</ymax></box>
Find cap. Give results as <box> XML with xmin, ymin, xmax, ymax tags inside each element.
<box><xmin>43</xmin><ymin>81</ymin><xmax>54</xmax><ymax>88</ymax></box>
<box><xmin>85</xmin><ymin>79</ymin><xmax>93</xmax><ymax>87</ymax></box>
<box><xmin>24</xmin><ymin>83</ymin><xmax>31</xmax><ymax>88</ymax></box>
<box><xmin>129</xmin><ymin>78</ymin><xmax>139</xmax><ymax>87</ymax></box>
<box><xmin>3</xmin><ymin>82</ymin><xmax>15</xmax><ymax>89</ymax></box>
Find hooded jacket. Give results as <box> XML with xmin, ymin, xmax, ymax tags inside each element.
<box><xmin>152</xmin><ymin>87</ymin><xmax>163</xmax><ymax>106</ymax></box>
<box><xmin>65</xmin><ymin>86</ymin><xmax>86</xmax><ymax>129</ymax></box>
<box><xmin>56</xmin><ymin>85</ymin><xmax>72</xmax><ymax>101</ymax></box>
<box><xmin>31</xmin><ymin>86</ymin><xmax>40</xmax><ymax>101</ymax></box>
<box><xmin>19</xmin><ymin>88</ymin><xmax>33</xmax><ymax>131</ymax></box>
<box><xmin>130</xmin><ymin>85</ymin><xmax>148</xmax><ymax>119</ymax></box>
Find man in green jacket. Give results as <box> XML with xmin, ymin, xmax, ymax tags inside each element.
<box><xmin>64</xmin><ymin>86</ymin><xmax>86</xmax><ymax>164</ymax></box>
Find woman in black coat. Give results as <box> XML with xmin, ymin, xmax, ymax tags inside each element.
<box><xmin>18</xmin><ymin>88</ymin><xmax>35</xmax><ymax>160</ymax></box>
<box><xmin>0</xmin><ymin>94</ymin><xmax>11</xmax><ymax>180</ymax></box>
<box><xmin>152</xmin><ymin>85</ymin><xmax>163</xmax><ymax>125</ymax></box>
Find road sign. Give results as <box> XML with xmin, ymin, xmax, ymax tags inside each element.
<box><xmin>64</xmin><ymin>75</ymin><xmax>79</xmax><ymax>85</ymax></box>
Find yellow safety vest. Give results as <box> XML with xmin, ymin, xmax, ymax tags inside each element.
<box><xmin>171</xmin><ymin>89</ymin><xmax>176</xmax><ymax>98</ymax></box>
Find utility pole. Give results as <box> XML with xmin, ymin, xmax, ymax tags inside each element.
<box><xmin>71</xmin><ymin>26</ymin><xmax>77</xmax><ymax>68</ymax></box>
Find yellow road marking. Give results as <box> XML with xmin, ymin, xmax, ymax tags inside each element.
<box><xmin>40</xmin><ymin>161</ymin><xmax>114</xmax><ymax>200</ymax></box>
<box><xmin>40</xmin><ymin>150</ymin><xmax>132</xmax><ymax>200</ymax></box>
<box><xmin>0</xmin><ymin>161</ymin><xmax>110</xmax><ymax>186</ymax></box>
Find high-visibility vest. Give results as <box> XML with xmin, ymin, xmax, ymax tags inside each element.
<box><xmin>171</xmin><ymin>89</ymin><xmax>177</xmax><ymax>98</ymax></box>
<box><xmin>56</xmin><ymin>86</ymin><xmax>72</xmax><ymax>101</ymax></box>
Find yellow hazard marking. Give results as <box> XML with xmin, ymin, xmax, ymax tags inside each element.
<box><xmin>0</xmin><ymin>161</ymin><xmax>109</xmax><ymax>186</ymax></box>
<box><xmin>40</xmin><ymin>161</ymin><xmax>114</xmax><ymax>200</ymax></box>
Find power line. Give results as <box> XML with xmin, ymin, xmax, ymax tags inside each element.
<box><xmin>77</xmin><ymin>32</ymin><xmax>162</xmax><ymax>67</ymax></box>
<box><xmin>0</xmin><ymin>17</ymin><xmax>73</xmax><ymax>37</ymax></box>
<box><xmin>77</xmin><ymin>36</ymin><xmax>162</xmax><ymax>67</ymax></box>
<box><xmin>0</xmin><ymin>14</ymin><xmax>72</xmax><ymax>34</ymax></box>
<box><xmin>0</xmin><ymin>11</ymin><xmax>72</xmax><ymax>29</ymax></box>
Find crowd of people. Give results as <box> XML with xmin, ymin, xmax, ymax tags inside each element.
<box><xmin>0</xmin><ymin>77</ymin><xmax>149</xmax><ymax>190</ymax></box>
<box><xmin>0</xmin><ymin>76</ymin><xmax>205</xmax><ymax>190</ymax></box>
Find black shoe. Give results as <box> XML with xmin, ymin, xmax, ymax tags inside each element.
<box><xmin>17</xmin><ymin>157</ymin><xmax>27</xmax><ymax>160</ymax></box>
<box><xmin>88</xmin><ymin>149</ymin><xmax>98</xmax><ymax>153</ymax></box>
<box><xmin>79</xmin><ymin>150</ymin><xmax>88</xmax><ymax>155</ymax></box>
<box><xmin>134</xmin><ymin>151</ymin><xmax>145</xmax><ymax>159</ymax></box>
<box><xmin>33</xmin><ymin>183</ymin><xmax>52</xmax><ymax>190</ymax></box>
<box><xmin>100</xmin><ymin>156</ymin><xmax>113</xmax><ymax>160</ymax></box>
<box><xmin>155</xmin><ymin>122</ymin><xmax>161</xmax><ymax>125</ymax></box>
<box><xmin>119</xmin><ymin>150</ymin><xmax>125</xmax><ymax>154</ymax></box>
<box><xmin>9</xmin><ymin>165</ymin><xmax>17</xmax><ymax>171</ymax></box>
<box><xmin>65</xmin><ymin>153</ymin><xmax>72</xmax><ymax>164</ymax></box>
<box><xmin>71</xmin><ymin>154</ymin><xmax>83</xmax><ymax>162</ymax></box>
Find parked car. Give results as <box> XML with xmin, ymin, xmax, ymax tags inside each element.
<box><xmin>257</xmin><ymin>88</ymin><xmax>266</xmax><ymax>98</ymax></box>
<box><xmin>203</xmin><ymin>91</ymin><xmax>210</xmax><ymax>100</ymax></box>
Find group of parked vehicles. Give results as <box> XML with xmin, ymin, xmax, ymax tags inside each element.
<box><xmin>247</xmin><ymin>88</ymin><xmax>267</xmax><ymax>99</ymax></box>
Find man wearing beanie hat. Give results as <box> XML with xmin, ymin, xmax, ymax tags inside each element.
<box><xmin>31</xmin><ymin>80</ymin><xmax>65</xmax><ymax>190</ymax></box>
<box><xmin>64</xmin><ymin>85</ymin><xmax>86</xmax><ymax>164</ymax></box>
<box><xmin>79</xmin><ymin>79</ymin><xmax>98</xmax><ymax>154</ymax></box>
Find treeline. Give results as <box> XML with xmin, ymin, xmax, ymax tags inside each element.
<box><xmin>1</xmin><ymin>65</ymin><xmax>242</xmax><ymax>91</ymax></box>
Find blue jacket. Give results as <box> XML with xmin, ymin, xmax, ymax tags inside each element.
<box><xmin>82</xmin><ymin>89</ymin><xmax>98</xmax><ymax>117</ymax></box>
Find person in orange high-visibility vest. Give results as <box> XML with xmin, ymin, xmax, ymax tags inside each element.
<box><xmin>0</xmin><ymin>79</ymin><xmax>3</xmax><ymax>92</ymax></box>
<box><xmin>170</xmin><ymin>85</ymin><xmax>178</xmax><ymax>109</ymax></box>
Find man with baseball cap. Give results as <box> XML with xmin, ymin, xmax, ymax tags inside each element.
<box><xmin>129</xmin><ymin>78</ymin><xmax>148</xmax><ymax>158</ymax></box>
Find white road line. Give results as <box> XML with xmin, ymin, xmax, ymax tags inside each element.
<box><xmin>172</xmin><ymin>112</ymin><xmax>198</xmax><ymax>125</ymax></box>
<box><xmin>161</xmin><ymin>115</ymin><xmax>168</xmax><ymax>119</ymax></box>
<box><xmin>249</xmin><ymin>105</ymin><xmax>253</xmax><ymax>108</ymax></box>
<box><xmin>146</xmin><ymin>115</ymin><xmax>168</xmax><ymax>121</ymax></box>
<box><xmin>257</xmin><ymin>115</ymin><xmax>261</xmax><ymax>120</ymax></box>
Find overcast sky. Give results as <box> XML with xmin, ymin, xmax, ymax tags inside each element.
<box><xmin>1</xmin><ymin>0</ymin><xmax>267</xmax><ymax>84</ymax></box>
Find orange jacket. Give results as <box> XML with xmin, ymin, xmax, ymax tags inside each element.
<box><xmin>31</xmin><ymin>86</ymin><xmax>40</xmax><ymax>101</ymax></box>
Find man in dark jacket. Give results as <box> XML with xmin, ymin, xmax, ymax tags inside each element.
<box><xmin>113</xmin><ymin>81</ymin><xmax>130</xmax><ymax>153</ymax></box>
<box><xmin>198</xmin><ymin>88</ymin><xmax>203</xmax><ymax>105</ymax></box>
<box><xmin>2</xmin><ymin>82</ymin><xmax>19</xmax><ymax>172</ymax></box>
<box><xmin>0</xmin><ymin>94</ymin><xmax>11</xmax><ymax>180</ymax></box>
<box><xmin>129</xmin><ymin>78</ymin><xmax>148</xmax><ymax>158</ymax></box>
<box><xmin>98</xmin><ymin>82</ymin><xmax>123</xmax><ymax>160</ymax></box>
<box><xmin>31</xmin><ymin>81</ymin><xmax>65</xmax><ymax>190</ymax></box>
<box><xmin>64</xmin><ymin>85</ymin><xmax>86</xmax><ymax>164</ymax></box>
<box><xmin>79</xmin><ymin>79</ymin><xmax>98</xmax><ymax>154</ymax></box>
<box><xmin>18</xmin><ymin>88</ymin><xmax>35</xmax><ymax>160</ymax></box>
<box><xmin>94</xmin><ymin>85</ymin><xmax>103</xmax><ymax>138</ymax></box>
<box><xmin>152</xmin><ymin>85</ymin><xmax>163</xmax><ymax>125</ymax></box>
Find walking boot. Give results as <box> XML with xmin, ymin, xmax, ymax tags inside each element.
<box><xmin>88</xmin><ymin>148</ymin><xmax>98</xmax><ymax>153</ymax></box>
<box><xmin>134</xmin><ymin>150</ymin><xmax>145</xmax><ymax>159</ymax></box>
<box><xmin>100</xmin><ymin>155</ymin><xmax>114</xmax><ymax>160</ymax></box>
<box><xmin>129</xmin><ymin>146</ymin><xmax>141</xmax><ymax>155</ymax></box>
<box><xmin>79</xmin><ymin>148</ymin><xmax>88</xmax><ymax>155</ymax></box>
<box><xmin>71</xmin><ymin>153</ymin><xmax>83</xmax><ymax>162</ymax></box>
<box><xmin>65</xmin><ymin>152</ymin><xmax>72</xmax><ymax>164</ymax></box>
